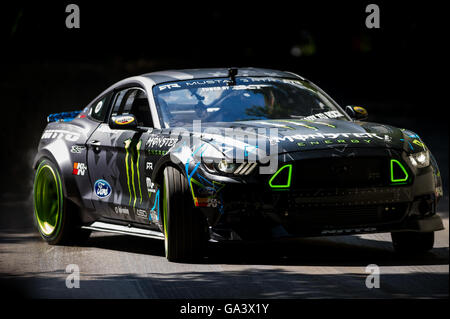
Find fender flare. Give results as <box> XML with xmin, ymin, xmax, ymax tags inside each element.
<box><xmin>33</xmin><ymin>144</ymin><xmax>84</xmax><ymax>208</ymax></box>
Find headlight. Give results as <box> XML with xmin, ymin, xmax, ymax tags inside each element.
<box><xmin>409</xmin><ymin>150</ymin><xmax>430</xmax><ymax>168</ymax></box>
<box><xmin>203</xmin><ymin>160</ymin><xmax>257</xmax><ymax>175</ymax></box>
<box><xmin>217</xmin><ymin>160</ymin><xmax>238</xmax><ymax>173</ymax></box>
<box><xmin>202</xmin><ymin>160</ymin><xmax>238</xmax><ymax>174</ymax></box>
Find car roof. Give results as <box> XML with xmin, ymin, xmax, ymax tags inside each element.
<box><xmin>140</xmin><ymin>67</ymin><xmax>304</xmax><ymax>85</ymax></box>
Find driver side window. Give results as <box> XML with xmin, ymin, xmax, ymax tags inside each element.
<box><xmin>111</xmin><ymin>88</ymin><xmax>153</xmax><ymax>127</ymax></box>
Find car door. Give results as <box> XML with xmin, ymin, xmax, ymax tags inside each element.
<box><xmin>87</xmin><ymin>86</ymin><xmax>154</xmax><ymax>224</ymax></box>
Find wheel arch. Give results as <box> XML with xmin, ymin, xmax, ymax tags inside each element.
<box><xmin>151</xmin><ymin>153</ymin><xmax>189</xmax><ymax>188</ymax></box>
<box><xmin>33</xmin><ymin>146</ymin><xmax>84</xmax><ymax>208</ymax></box>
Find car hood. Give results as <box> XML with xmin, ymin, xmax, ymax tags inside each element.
<box><xmin>171</xmin><ymin>118</ymin><xmax>425</xmax><ymax>160</ymax></box>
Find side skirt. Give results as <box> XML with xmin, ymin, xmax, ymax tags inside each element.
<box><xmin>81</xmin><ymin>221</ymin><xmax>164</xmax><ymax>240</ymax></box>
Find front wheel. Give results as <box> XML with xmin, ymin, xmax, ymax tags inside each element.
<box><xmin>33</xmin><ymin>159</ymin><xmax>90</xmax><ymax>245</ymax></box>
<box><xmin>391</xmin><ymin>231</ymin><xmax>434</xmax><ymax>254</ymax></box>
<box><xmin>162</xmin><ymin>166</ymin><xmax>208</xmax><ymax>262</ymax></box>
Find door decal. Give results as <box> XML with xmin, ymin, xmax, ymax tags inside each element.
<box><xmin>124</xmin><ymin>138</ymin><xmax>143</xmax><ymax>208</ymax></box>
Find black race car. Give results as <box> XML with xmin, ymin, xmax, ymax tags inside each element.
<box><xmin>33</xmin><ymin>68</ymin><xmax>444</xmax><ymax>261</ymax></box>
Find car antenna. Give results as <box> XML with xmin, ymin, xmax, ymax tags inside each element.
<box><xmin>227</xmin><ymin>67</ymin><xmax>238</xmax><ymax>86</ymax></box>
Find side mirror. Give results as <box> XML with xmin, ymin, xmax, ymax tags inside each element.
<box><xmin>345</xmin><ymin>105</ymin><xmax>368</xmax><ymax>121</ymax></box>
<box><xmin>109</xmin><ymin>114</ymin><xmax>138</xmax><ymax>130</ymax></box>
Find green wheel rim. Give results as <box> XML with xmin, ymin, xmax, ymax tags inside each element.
<box><xmin>34</xmin><ymin>163</ymin><xmax>62</xmax><ymax>236</ymax></box>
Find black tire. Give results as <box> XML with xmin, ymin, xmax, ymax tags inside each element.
<box><xmin>391</xmin><ymin>231</ymin><xmax>434</xmax><ymax>254</ymax></box>
<box><xmin>162</xmin><ymin>166</ymin><xmax>207</xmax><ymax>262</ymax></box>
<box><xmin>33</xmin><ymin>158</ymin><xmax>90</xmax><ymax>245</ymax></box>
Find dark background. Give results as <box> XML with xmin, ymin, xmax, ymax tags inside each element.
<box><xmin>0</xmin><ymin>1</ymin><xmax>447</xmax><ymax>206</ymax></box>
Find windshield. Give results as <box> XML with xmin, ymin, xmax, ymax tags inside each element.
<box><xmin>153</xmin><ymin>77</ymin><xmax>347</xmax><ymax>127</ymax></box>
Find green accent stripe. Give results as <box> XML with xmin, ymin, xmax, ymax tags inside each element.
<box><xmin>276</xmin><ymin>119</ymin><xmax>318</xmax><ymax>130</ymax></box>
<box><xmin>136</xmin><ymin>140</ymin><xmax>143</xmax><ymax>205</ymax></box>
<box><xmin>124</xmin><ymin>139</ymin><xmax>132</xmax><ymax>205</ymax></box>
<box><xmin>131</xmin><ymin>148</ymin><xmax>137</xmax><ymax>208</ymax></box>
<box><xmin>302</xmin><ymin>120</ymin><xmax>336</xmax><ymax>128</ymax></box>
<box><xmin>125</xmin><ymin>138</ymin><xmax>143</xmax><ymax>208</ymax></box>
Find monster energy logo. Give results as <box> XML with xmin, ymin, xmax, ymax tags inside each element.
<box><xmin>124</xmin><ymin>139</ymin><xmax>143</xmax><ymax>208</ymax></box>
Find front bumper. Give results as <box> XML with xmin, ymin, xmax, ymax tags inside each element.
<box><xmin>206</xmin><ymin>188</ymin><xmax>444</xmax><ymax>241</ymax></box>
<box><xmin>196</xmin><ymin>149</ymin><xmax>444</xmax><ymax>241</ymax></box>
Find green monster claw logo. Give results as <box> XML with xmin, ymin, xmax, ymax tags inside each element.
<box><xmin>124</xmin><ymin>139</ymin><xmax>143</xmax><ymax>208</ymax></box>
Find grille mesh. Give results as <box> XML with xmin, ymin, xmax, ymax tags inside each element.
<box><xmin>289</xmin><ymin>157</ymin><xmax>390</xmax><ymax>188</ymax></box>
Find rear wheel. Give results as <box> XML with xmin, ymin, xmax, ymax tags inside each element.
<box><xmin>162</xmin><ymin>166</ymin><xmax>207</xmax><ymax>262</ymax></box>
<box><xmin>33</xmin><ymin>159</ymin><xmax>90</xmax><ymax>245</ymax></box>
<box><xmin>391</xmin><ymin>231</ymin><xmax>434</xmax><ymax>254</ymax></box>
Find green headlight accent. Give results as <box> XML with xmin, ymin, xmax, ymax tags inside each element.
<box><xmin>33</xmin><ymin>163</ymin><xmax>62</xmax><ymax>236</ymax></box>
<box><xmin>268</xmin><ymin>164</ymin><xmax>292</xmax><ymax>189</ymax></box>
<box><xmin>390</xmin><ymin>159</ymin><xmax>409</xmax><ymax>183</ymax></box>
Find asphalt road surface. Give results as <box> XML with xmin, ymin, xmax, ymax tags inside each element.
<box><xmin>0</xmin><ymin>194</ymin><xmax>448</xmax><ymax>298</ymax></box>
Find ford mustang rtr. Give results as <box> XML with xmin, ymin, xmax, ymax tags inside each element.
<box><xmin>33</xmin><ymin>68</ymin><xmax>444</xmax><ymax>261</ymax></box>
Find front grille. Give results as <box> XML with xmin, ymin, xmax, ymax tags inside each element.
<box><xmin>288</xmin><ymin>157</ymin><xmax>390</xmax><ymax>188</ymax></box>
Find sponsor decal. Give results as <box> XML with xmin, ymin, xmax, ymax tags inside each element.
<box><xmin>207</xmin><ymin>197</ymin><xmax>218</xmax><ymax>208</ymax></box>
<box><xmin>297</xmin><ymin>139</ymin><xmax>374</xmax><ymax>147</ymax></box>
<box><xmin>146</xmin><ymin>177</ymin><xmax>156</xmax><ymax>193</ymax></box>
<box><xmin>148</xmin><ymin>149</ymin><xmax>167</xmax><ymax>155</ymax></box>
<box><xmin>70</xmin><ymin>145</ymin><xmax>86</xmax><ymax>153</ymax></box>
<box><xmin>321</xmin><ymin>227</ymin><xmax>376</xmax><ymax>235</ymax></box>
<box><xmin>160</xmin><ymin>77</ymin><xmax>305</xmax><ymax>91</ymax></box>
<box><xmin>195</xmin><ymin>197</ymin><xmax>219</xmax><ymax>208</ymax></box>
<box><xmin>136</xmin><ymin>209</ymin><xmax>147</xmax><ymax>219</ymax></box>
<box><xmin>42</xmin><ymin>129</ymin><xmax>80</xmax><ymax>142</ymax></box>
<box><xmin>303</xmin><ymin>111</ymin><xmax>342</xmax><ymax>121</ymax></box>
<box><xmin>146</xmin><ymin>162</ymin><xmax>153</xmax><ymax>170</ymax></box>
<box><xmin>124</xmin><ymin>139</ymin><xmax>143</xmax><ymax>208</ymax></box>
<box><xmin>146</xmin><ymin>136</ymin><xmax>177</xmax><ymax>149</ymax></box>
<box><xmin>94</xmin><ymin>179</ymin><xmax>112</xmax><ymax>199</ymax></box>
<box><xmin>149</xmin><ymin>189</ymin><xmax>160</xmax><ymax>221</ymax></box>
<box><xmin>197</xmin><ymin>84</ymin><xmax>270</xmax><ymax>92</ymax></box>
<box><xmin>115</xmin><ymin>115</ymin><xmax>135</xmax><ymax>125</ymax></box>
<box><xmin>158</xmin><ymin>83</ymin><xmax>181</xmax><ymax>91</ymax></box>
<box><xmin>114</xmin><ymin>206</ymin><xmax>129</xmax><ymax>215</ymax></box>
<box><xmin>149</xmin><ymin>209</ymin><xmax>158</xmax><ymax>221</ymax></box>
<box><xmin>271</xmin><ymin>132</ymin><xmax>386</xmax><ymax>143</ymax></box>
<box><xmin>195</xmin><ymin>198</ymin><xmax>209</xmax><ymax>207</ymax></box>
<box><xmin>72</xmin><ymin>162</ymin><xmax>87</xmax><ymax>175</ymax></box>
